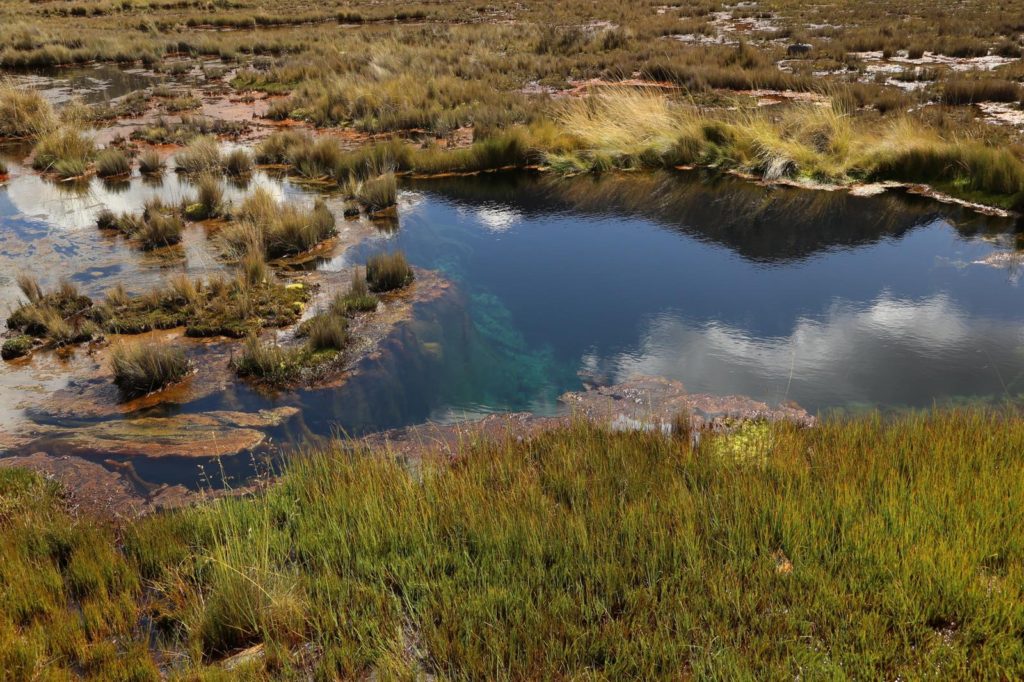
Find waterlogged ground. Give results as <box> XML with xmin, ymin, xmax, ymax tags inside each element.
<box><xmin>2</xmin><ymin>145</ymin><xmax>1024</xmax><ymax>505</ymax></box>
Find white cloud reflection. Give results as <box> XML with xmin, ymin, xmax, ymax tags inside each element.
<box><xmin>586</xmin><ymin>293</ymin><xmax>1024</xmax><ymax>409</ymax></box>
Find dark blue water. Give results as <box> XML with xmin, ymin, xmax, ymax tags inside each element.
<box><xmin>333</xmin><ymin>171</ymin><xmax>1024</xmax><ymax>424</ymax></box>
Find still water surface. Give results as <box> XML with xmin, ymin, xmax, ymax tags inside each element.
<box><xmin>332</xmin><ymin>172</ymin><xmax>1024</xmax><ymax>425</ymax></box>
<box><xmin>2</xmin><ymin>166</ymin><xmax>1023</xmax><ymax>466</ymax></box>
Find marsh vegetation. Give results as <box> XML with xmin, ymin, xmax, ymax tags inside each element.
<box><xmin>3</xmin><ymin>414</ymin><xmax>1024</xmax><ymax>678</ymax></box>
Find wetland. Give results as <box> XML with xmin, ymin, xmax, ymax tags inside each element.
<box><xmin>3</xmin><ymin>1</ymin><xmax>1024</xmax><ymax>677</ymax></box>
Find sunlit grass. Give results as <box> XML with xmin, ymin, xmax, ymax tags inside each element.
<box><xmin>0</xmin><ymin>79</ymin><xmax>57</xmax><ymax>139</ymax></box>
<box><xmin>110</xmin><ymin>340</ymin><xmax>190</xmax><ymax>397</ymax></box>
<box><xmin>4</xmin><ymin>411</ymin><xmax>1020</xmax><ymax>677</ymax></box>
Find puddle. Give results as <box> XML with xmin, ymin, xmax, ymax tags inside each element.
<box><xmin>7</xmin><ymin>64</ymin><xmax>156</xmax><ymax>105</ymax></box>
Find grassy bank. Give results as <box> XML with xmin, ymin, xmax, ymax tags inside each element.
<box><xmin>250</xmin><ymin>90</ymin><xmax>1024</xmax><ymax>209</ymax></box>
<box><xmin>2</xmin><ymin>411</ymin><xmax>1024</xmax><ymax>679</ymax></box>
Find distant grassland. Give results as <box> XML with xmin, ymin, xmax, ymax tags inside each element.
<box><xmin>4</xmin><ymin>0</ymin><xmax>1024</xmax><ymax>206</ymax></box>
<box><xmin>2</xmin><ymin>411</ymin><xmax>1023</xmax><ymax>679</ymax></box>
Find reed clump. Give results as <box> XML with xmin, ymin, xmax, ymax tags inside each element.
<box><xmin>97</xmin><ymin>200</ymin><xmax>184</xmax><ymax>250</ymax></box>
<box><xmin>94</xmin><ymin>147</ymin><xmax>131</xmax><ymax>177</ymax></box>
<box><xmin>5</xmin><ymin>276</ymin><xmax>95</xmax><ymax>346</ymax></box>
<box><xmin>225</xmin><ymin>190</ymin><xmax>337</xmax><ymax>258</ymax></box>
<box><xmin>97</xmin><ymin>263</ymin><xmax>309</xmax><ymax>339</ymax></box>
<box><xmin>0</xmin><ymin>80</ymin><xmax>57</xmax><ymax>138</ymax></box>
<box><xmin>174</xmin><ymin>135</ymin><xmax>222</xmax><ymax>174</ymax></box>
<box><xmin>366</xmin><ymin>251</ymin><xmax>414</xmax><ymax>292</ymax></box>
<box><xmin>138</xmin><ymin>149</ymin><xmax>163</xmax><ymax>175</ymax></box>
<box><xmin>355</xmin><ymin>171</ymin><xmax>397</xmax><ymax>212</ymax></box>
<box><xmin>184</xmin><ymin>174</ymin><xmax>225</xmax><ymax>220</ymax></box>
<box><xmin>31</xmin><ymin>127</ymin><xmax>95</xmax><ymax>177</ymax></box>
<box><xmin>224</xmin><ymin>148</ymin><xmax>254</xmax><ymax>176</ymax></box>
<box><xmin>332</xmin><ymin>268</ymin><xmax>378</xmax><ymax>314</ymax></box>
<box><xmin>110</xmin><ymin>341</ymin><xmax>190</xmax><ymax>397</ymax></box>
<box><xmin>231</xmin><ymin>333</ymin><xmax>308</xmax><ymax>384</ymax></box>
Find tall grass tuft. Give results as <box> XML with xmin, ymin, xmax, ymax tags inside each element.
<box><xmin>366</xmin><ymin>251</ymin><xmax>413</xmax><ymax>292</ymax></box>
<box><xmin>232</xmin><ymin>334</ymin><xmax>305</xmax><ymax>384</ymax></box>
<box><xmin>138</xmin><ymin>149</ymin><xmax>163</xmax><ymax>175</ymax></box>
<box><xmin>228</xmin><ymin>194</ymin><xmax>336</xmax><ymax>258</ymax></box>
<box><xmin>110</xmin><ymin>341</ymin><xmax>190</xmax><ymax>397</ymax></box>
<box><xmin>95</xmin><ymin>147</ymin><xmax>131</xmax><ymax>177</ymax></box>
<box><xmin>0</xmin><ymin>80</ymin><xmax>58</xmax><ymax>138</ymax></box>
<box><xmin>941</xmin><ymin>79</ymin><xmax>1021</xmax><ymax>105</ymax></box>
<box><xmin>356</xmin><ymin>172</ymin><xmax>397</xmax><ymax>212</ymax></box>
<box><xmin>135</xmin><ymin>211</ymin><xmax>183</xmax><ymax>250</ymax></box>
<box><xmin>187</xmin><ymin>174</ymin><xmax>224</xmax><ymax>220</ymax></box>
<box><xmin>305</xmin><ymin>312</ymin><xmax>348</xmax><ymax>351</ymax></box>
<box><xmin>174</xmin><ymin>135</ymin><xmax>222</xmax><ymax>174</ymax></box>
<box><xmin>332</xmin><ymin>267</ymin><xmax>378</xmax><ymax>314</ymax></box>
<box><xmin>224</xmin><ymin>148</ymin><xmax>254</xmax><ymax>176</ymax></box>
<box><xmin>31</xmin><ymin>127</ymin><xmax>94</xmax><ymax>176</ymax></box>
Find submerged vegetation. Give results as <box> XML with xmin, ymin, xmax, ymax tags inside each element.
<box><xmin>3</xmin><ymin>413</ymin><xmax>1024</xmax><ymax>677</ymax></box>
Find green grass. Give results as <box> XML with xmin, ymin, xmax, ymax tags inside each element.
<box><xmin>110</xmin><ymin>340</ymin><xmax>190</xmax><ymax>397</ymax></box>
<box><xmin>3</xmin><ymin>412</ymin><xmax>1024</xmax><ymax>677</ymax></box>
<box><xmin>332</xmin><ymin>268</ymin><xmax>378</xmax><ymax>314</ymax></box>
<box><xmin>0</xmin><ymin>468</ymin><xmax>156</xmax><ymax>680</ymax></box>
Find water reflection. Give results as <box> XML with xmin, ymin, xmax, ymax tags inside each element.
<box><xmin>0</xmin><ymin>163</ymin><xmax>299</xmax><ymax>313</ymax></box>
<box><xmin>410</xmin><ymin>171</ymin><xmax>1016</xmax><ymax>263</ymax></box>
<box><xmin>9</xmin><ymin>65</ymin><xmax>156</xmax><ymax>105</ymax></box>
<box><xmin>593</xmin><ymin>294</ymin><xmax>1024</xmax><ymax>411</ymax></box>
<box><xmin>344</xmin><ymin>171</ymin><xmax>1024</xmax><ymax>414</ymax></box>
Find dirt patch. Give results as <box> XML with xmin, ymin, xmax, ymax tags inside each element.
<box><xmin>978</xmin><ymin>102</ymin><xmax>1024</xmax><ymax>128</ymax></box>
